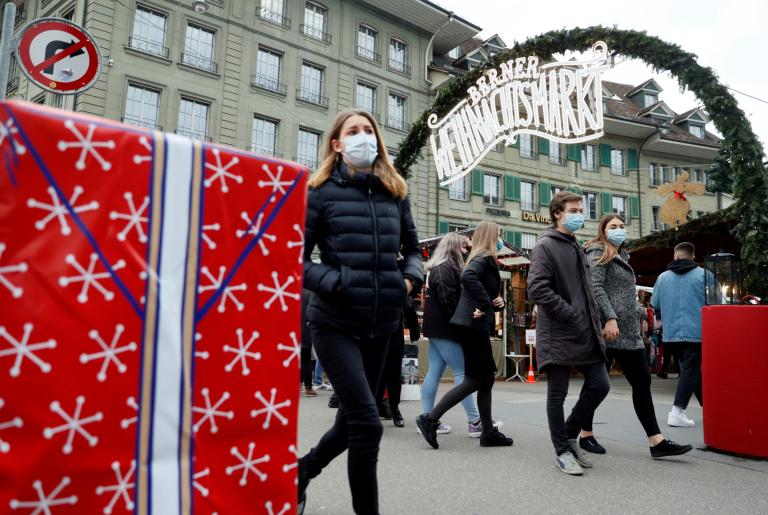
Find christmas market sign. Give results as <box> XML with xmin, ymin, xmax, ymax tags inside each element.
<box><xmin>430</xmin><ymin>41</ymin><xmax>609</xmax><ymax>186</ymax></box>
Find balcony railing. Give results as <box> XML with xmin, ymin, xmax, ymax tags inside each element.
<box><xmin>293</xmin><ymin>156</ymin><xmax>318</xmax><ymax>170</ymax></box>
<box><xmin>128</xmin><ymin>37</ymin><xmax>170</xmax><ymax>59</ymax></box>
<box><xmin>257</xmin><ymin>7</ymin><xmax>291</xmax><ymax>29</ymax></box>
<box><xmin>385</xmin><ymin>116</ymin><xmax>407</xmax><ymax>132</ymax></box>
<box><xmin>387</xmin><ymin>58</ymin><xmax>410</xmax><ymax>76</ymax></box>
<box><xmin>296</xmin><ymin>88</ymin><xmax>329</xmax><ymax>108</ymax></box>
<box><xmin>520</xmin><ymin>201</ymin><xmax>537</xmax><ymax>212</ymax></box>
<box><xmin>180</xmin><ymin>52</ymin><xmax>218</xmax><ymax>74</ymax></box>
<box><xmin>356</xmin><ymin>46</ymin><xmax>381</xmax><ymax>63</ymax></box>
<box><xmin>249</xmin><ymin>145</ymin><xmax>282</xmax><ymax>158</ymax></box>
<box><xmin>121</xmin><ymin>116</ymin><xmax>162</xmax><ymax>131</ymax></box>
<box><xmin>6</xmin><ymin>76</ymin><xmax>19</xmax><ymax>94</ymax></box>
<box><xmin>175</xmin><ymin>128</ymin><xmax>212</xmax><ymax>142</ymax></box>
<box><xmin>251</xmin><ymin>74</ymin><xmax>287</xmax><ymax>95</ymax></box>
<box><xmin>300</xmin><ymin>24</ymin><xmax>331</xmax><ymax>44</ymax></box>
<box><xmin>14</xmin><ymin>7</ymin><xmax>26</xmax><ymax>28</ymax></box>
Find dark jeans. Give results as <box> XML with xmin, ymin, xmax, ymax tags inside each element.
<box><xmin>546</xmin><ymin>362</ymin><xmax>610</xmax><ymax>456</ymax></box>
<box><xmin>302</xmin><ymin>325</ymin><xmax>389</xmax><ymax>515</ymax></box>
<box><xmin>671</xmin><ymin>342</ymin><xmax>703</xmax><ymax>409</ymax></box>
<box><xmin>300</xmin><ymin>346</ymin><xmax>314</xmax><ymax>388</ymax></box>
<box><xmin>376</xmin><ymin>328</ymin><xmax>404</xmax><ymax>410</ymax></box>
<box><xmin>660</xmin><ymin>341</ymin><xmax>680</xmax><ymax>375</ymax></box>
<box><xmin>583</xmin><ymin>348</ymin><xmax>661</xmax><ymax>437</ymax></box>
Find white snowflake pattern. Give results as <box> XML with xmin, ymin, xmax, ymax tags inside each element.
<box><xmin>27</xmin><ymin>185</ymin><xmax>99</xmax><ymax>236</ymax></box>
<box><xmin>57</xmin><ymin>119</ymin><xmax>116</xmax><ymax>171</ymax></box>
<box><xmin>198</xmin><ymin>266</ymin><xmax>246</xmax><ymax>313</ymax></box>
<box><xmin>0</xmin><ymin>323</ymin><xmax>56</xmax><ymax>377</ymax></box>
<box><xmin>109</xmin><ymin>192</ymin><xmax>149</xmax><ymax>243</ymax></box>
<box><xmin>80</xmin><ymin>324</ymin><xmax>137</xmax><ymax>382</ymax></box>
<box><xmin>43</xmin><ymin>395</ymin><xmax>103</xmax><ymax>455</ymax></box>
<box><xmin>0</xmin><ymin>242</ymin><xmax>28</xmax><ymax>299</ymax></box>
<box><xmin>265</xmin><ymin>501</ymin><xmax>291</xmax><ymax>515</ymax></box>
<box><xmin>194</xmin><ymin>332</ymin><xmax>209</xmax><ymax>361</ymax></box>
<box><xmin>95</xmin><ymin>460</ymin><xmax>135</xmax><ymax>514</ymax></box>
<box><xmin>201</xmin><ymin>223</ymin><xmax>221</xmax><ymax>250</ymax></box>
<box><xmin>223</xmin><ymin>328</ymin><xmax>261</xmax><ymax>375</ymax></box>
<box><xmin>250</xmin><ymin>388</ymin><xmax>291</xmax><ymax>430</ymax></box>
<box><xmin>225</xmin><ymin>442</ymin><xmax>270</xmax><ymax>486</ymax></box>
<box><xmin>235</xmin><ymin>211</ymin><xmax>276</xmax><ymax>256</ymax></box>
<box><xmin>257</xmin><ymin>272</ymin><xmax>299</xmax><ymax>312</ymax></box>
<box><xmin>59</xmin><ymin>253</ymin><xmax>126</xmax><ymax>303</ymax></box>
<box><xmin>204</xmin><ymin>147</ymin><xmax>242</xmax><ymax>193</ymax></box>
<box><xmin>9</xmin><ymin>477</ymin><xmax>78</xmax><ymax>513</ymax></box>
<box><xmin>192</xmin><ymin>388</ymin><xmax>233</xmax><ymax>434</ymax></box>
<box><xmin>258</xmin><ymin>164</ymin><xmax>292</xmax><ymax>202</ymax></box>
<box><xmin>286</xmin><ymin>224</ymin><xmax>304</xmax><ymax>264</ymax></box>
<box><xmin>0</xmin><ymin>398</ymin><xmax>23</xmax><ymax>453</ymax></box>
<box><xmin>192</xmin><ymin>467</ymin><xmax>211</xmax><ymax>497</ymax></box>
<box><xmin>0</xmin><ymin>118</ymin><xmax>27</xmax><ymax>155</ymax></box>
<box><xmin>282</xmin><ymin>444</ymin><xmax>299</xmax><ymax>484</ymax></box>
<box><xmin>132</xmin><ymin>136</ymin><xmax>152</xmax><ymax>165</ymax></box>
<box><xmin>120</xmin><ymin>396</ymin><xmax>138</xmax><ymax>430</ymax></box>
<box><xmin>276</xmin><ymin>331</ymin><xmax>299</xmax><ymax>368</ymax></box>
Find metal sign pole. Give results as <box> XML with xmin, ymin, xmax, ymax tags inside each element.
<box><xmin>0</xmin><ymin>2</ymin><xmax>18</xmax><ymax>101</ymax></box>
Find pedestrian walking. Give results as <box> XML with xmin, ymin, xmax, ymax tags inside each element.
<box><xmin>578</xmin><ymin>215</ymin><xmax>692</xmax><ymax>458</ymax></box>
<box><xmin>526</xmin><ymin>191</ymin><xmax>610</xmax><ymax>476</ymax></box>
<box><xmin>301</xmin><ymin>289</ymin><xmax>317</xmax><ymax>397</ymax></box>
<box><xmin>652</xmin><ymin>242</ymin><xmax>706</xmax><ymax>427</ymax></box>
<box><xmin>297</xmin><ymin>109</ymin><xmax>423</xmax><ymax>515</ymax></box>
<box><xmin>416</xmin><ymin>221</ymin><xmax>513</xmax><ymax>449</ymax></box>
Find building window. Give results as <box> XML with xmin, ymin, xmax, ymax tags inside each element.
<box><xmin>387</xmin><ymin>93</ymin><xmax>407</xmax><ymax>131</ymax></box>
<box><xmin>694</xmin><ymin>168</ymin><xmax>704</xmax><ymax>183</ymax></box>
<box><xmin>124</xmin><ymin>84</ymin><xmax>160</xmax><ymax>130</ymax></box>
<box><xmin>519</xmin><ymin>134</ymin><xmax>535</xmax><ymax>159</ymax></box>
<box><xmin>447</xmin><ymin>222</ymin><xmax>469</xmax><ymax>232</ymax></box>
<box><xmin>62</xmin><ymin>7</ymin><xmax>75</xmax><ymax>20</ymax></box>
<box><xmin>644</xmin><ymin>93</ymin><xmax>657</xmax><ymax>107</ymax></box>
<box><xmin>32</xmin><ymin>93</ymin><xmax>46</xmax><ymax>105</ymax></box>
<box><xmin>388</xmin><ymin>38</ymin><xmax>408</xmax><ymax>74</ymax></box>
<box><xmin>299</xmin><ymin>62</ymin><xmax>326</xmax><ymax>106</ymax></box>
<box><xmin>182</xmin><ymin>24</ymin><xmax>216</xmax><ymax>72</ymax></box>
<box><xmin>521</xmin><ymin>233</ymin><xmax>537</xmax><ymax>251</ymax></box>
<box><xmin>581</xmin><ymin>144</ymin><xmax>595</xmax><ymax>171</ymax></box>
<box><xmin>448</xmin><ymin>46</ymin><xmax>460</xmax><ymax>59</ymax></box>
<box><xmin>302</xmin><ymin>1</ymin><xmax>329</xmax><ymax>42</ymax></box>
<box><xmin>258</xmin><ymin>0</ymin><xmax>290</xmax><ymax>27</ymax></box>
<box><xmin>582</xmin><ymin>192</ymin><xmax>598</xmax><ymax>220</ymax></box>
<box><xmin>671</xmin><ymin>167</ymin><xmax>681</xmax><ymax>180</ymax></box>
<box><xmin>661</xmin><ymin>164</ymin><xmax>671</xmax><ymax>184</ymax></box>
<box><xmin>611</xmin><ymin>148</ymin><xmax>625</xmax><ymax>175</ymax></box>
<box><xmin>252</xmin><ymin>116</ymin><xmax>279</xmax><ymax>157</ymax></box>
<box><xmin>549</xmin><ymin>143</ymin><xmax>563</xmax><ymax>165</ymax></box>
<box><xmin>612</xmin><ymin>195</ymin><xmax>626</xmax><ymax>219</ymax></box>
<box><xmin>356</xmin><ymin>82</ymin><xmax>377</xmax><ymax>116</ymax></box>
<box><xmin>254</xmin><ymin>47</ymin><xmax>284</xmax><ymax>94</ymax></box>
<box><xmin>177</xmin><ymin>98</ymin><xmax>209</xmax><ymax>141</ymax></box>
<box><xmin>689</xmin><ymin>125</ymin><xmax>704</xmax><ymax>138</ymax></box>
<box><xmin>297</xmin><ymin>128</ymin><xmax>321</xmax><ymax>169</ymax></box>
<box><xmin>652</xmin><ymin>206</ymin><xmax>665</xmax><ymax>231</ymax></box>
<box><xmin>131</xmin><ymin>5</ymin><xmax>169</xmax><ymax>58</ymax></box>
<box><xmin>704</xmin><ymin>171</ymin><xmax>712</xmax><ymax>192</ymax></box>
<box><xmin>551</xmin><ymin>185</ymin><xmax>563</xmax><ymax>197</ymax></box>
<box><xmin>520</xmin><ymin>180</ymin><xmax>535</xmax><ymax>211</ymax></box>
<box><xmin>650</xmin><ymin>163</ymin><xmax>662</xmax><ymax>186</ymax></box>
<box><xmin>448</xmin><ymin>176</ymin><xmax>468</xmax><ymax>201</ymax></box>
<box><xmin>483</xmin><ymin>173</ymin><xmax>501</xmax><ymax>206</ymax></box>
<box><xmin>357</xmin><ymin>25</ymin><xmax>379</xmax><ymax>62</ymax></box>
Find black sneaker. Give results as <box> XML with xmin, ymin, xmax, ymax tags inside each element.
<box><xmin>480</xmin><ymin>428</ymin><xmax>514</xmax><ymax>447</ymax></box>
<box><xmin>415</xmin><ymin>414</ymin><xmax>439</xmax><ymax>449</ymax></box>
<box><xmin>392</xmin><ymin>408</ymin><xmax>404</xmax><ymax>428</ymax></box>
<box><xmin>378</xmin><ymin>403</ymin><xmax>392</xmax><ymax>420</ymax></box>
<box><xmin>579</xmin><ymin>435</ymin><xmax>606</xmax><ymax>454</ymax></box>
<box><xmin>328</xmin><ymin>394</ymin><xmax>339</xmax><ymax>409</ymax></box>
<box><xmin>650</xmin><ymin>439</ymin><xmax>693</xmax><ymax>458</ymax></box>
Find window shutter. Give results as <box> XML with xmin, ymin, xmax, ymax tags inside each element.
<box><xmin>601</xmin><ymin>192</ymin><xmax>613</xmax><ymax>215</ymax></box>
<box><xmin>505</xmin><ymin>230</ymin><xmax>515</xmax><ymax>244</ymax></box>
<box><xmin>438</xmin><ymin>221</ymin><xmax>449</xmax><ymax>234</ymax></box>
<box><xmin>599</xmin><ymin>143</ymin><xmax>612</xmax><ymax>167</ymax></box>
<box><xmin>539</xmin><ymin>181</ymin><xmax>552</xmax><ymax>206</ymax></box>
<box><xmin>538</xmin><ymin>137</ymin><xmax>549</xmax><ymax>156</ymax></box>
<box><xmin>505</xmin><ymin>175</ymin><xmax>520</xmax><ymax>201</ymax></box>
<box><xmin>627</xmin><ymin>148</ymin><xmax>639</xmax><ymax>172</ymax></box>
<box><xmin>514</xmin><ymin>232</ymin><xmax>522</xmax><ymax>249</ymax></box>
<box><xmin>567</xmin><ymin>144</ymin><xmax>581</xmax><ymax>161</ymax></box>
<box><xmin>566</xmin><ymin>185</ymin><xmax>583</xmax><ymax>196</ymax></box>
<box><xmin>630</xmin><ymin>196</ymin><xmax>640</xmax><ymax>218</ymax></box>
<box><xmin>471</xmin><ymin>169</ymin><xmax>484</xmax><ymax>195</ymax></box>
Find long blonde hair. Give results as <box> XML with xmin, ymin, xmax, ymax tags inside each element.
<box><xmin>425</xmin><ymin>232</ymin><xmax>468</xmax><ymax>272</ymax></box>
<box><xmin>466</xmin><ymin>221</ymin><xmax>499</xmax><ymax>266</ymax></box>
<box><xmin>586</xmin><ymin>214</ymin><xmax>625</xmax><ymax>266</ymax></box>
<box><xmin>307</xmin><ymin>109</ymin><xmax>408</xmax><ymax>199</ymax></box>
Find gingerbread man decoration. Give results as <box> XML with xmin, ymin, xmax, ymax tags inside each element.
<box><xmin>657</xmin><ymin>170</ymin><xmax>705</xmax><ymax>228</ymax></box>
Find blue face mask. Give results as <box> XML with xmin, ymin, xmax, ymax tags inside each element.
<box><xmin>607</xmin><ymin>228</ymin><xmax>626</xmax><ymax>246</ymax></box>
<box><xmin>341</xmin><ymin>132</ymin><xmax>378</xmax><ymax>169</ymax></box>
<box><xmin>497</xmin><ymin>238</ymin><xmax>504</xmax><ymax>252</ymax></box>
<box><xmin>562</xmin><ymin>213</ymin><xmax>584</xmax><ymax>233</ymax></box>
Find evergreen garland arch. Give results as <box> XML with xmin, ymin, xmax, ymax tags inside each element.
<box><xmin>395</xmin><ymin>26</ymin><xmax>768</xmax><ymax>297</ymax></box>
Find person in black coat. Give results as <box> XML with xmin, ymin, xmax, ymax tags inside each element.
<box><xmin>297</xmin><ymin>109</ymin><xmax>423</xmax><ymax>515</ymax></box>
<box><xmin>300</xmin><ymin>289</ymin><xmax>317</xmax><ymax>397</ymax></box>
<box><xmin>416</xmin><ymin>221</ymin><xmax>513</xmax><ymax>449</ymax></box>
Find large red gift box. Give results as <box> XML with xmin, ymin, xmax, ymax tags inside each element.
<box><xmin>0</xmin><ymin>101</ymin><xmax>306</xmax><ymax>514</ymax></box>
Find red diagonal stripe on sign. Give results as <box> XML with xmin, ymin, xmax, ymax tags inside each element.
<box><xmin>31</xmin><ymin>38</ymin><xmax>88</xmax><ymax>75</ymax></box>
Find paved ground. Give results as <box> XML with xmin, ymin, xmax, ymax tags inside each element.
<box><xmin>298</xmin><ymin>376</ymin><xmax>768</xmax><ymax>514</ymax></box>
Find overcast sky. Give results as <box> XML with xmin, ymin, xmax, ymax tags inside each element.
<box><xmin>434</xmin><ymin>0</ymin><xmax>768</xmax><ymax>149</ymax></box>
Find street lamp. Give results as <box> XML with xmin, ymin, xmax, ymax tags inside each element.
<box><xmin>192</xmin><ymin>0</ymin><xmax>208</xmax><ymax>14</ymax></box>
<box><xmin>704</xmin><ymin>252</ymin><xmax>741</xmax><ymax>305</ymax></box>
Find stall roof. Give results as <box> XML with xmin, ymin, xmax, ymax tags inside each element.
<box><xmin>419</xmin><ymin>229</ymin><xmax>528</xmax><ymax>264</ymax></box>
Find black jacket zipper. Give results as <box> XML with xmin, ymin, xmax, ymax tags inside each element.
<box><xmin>368</xmin><ymin>183</ymin><xmax>379</xmax><ymax>338</ymax></box>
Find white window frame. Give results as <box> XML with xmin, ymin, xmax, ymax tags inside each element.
<box><xmin>549</xmin><ymin>143</ymin><xmax>563</xmax><ymax>165</ymax></box>
<box><xmin>612</xmin><ymin>195</ymin><xmax>627</xmax><ymax>219</ymax></box>
<box><xmin>447</xmin><ymin>222</ymin><xmax>469</xmax><ymax>232</ymax></box>
<box><xmin>131</xmin><ymin>5</ymin><xmax>168</xmax><ymax>57</ymax></box>
<box><xmin>387</xmin><ymin>93</ymin><xmax>407</xmax><ymax>131</ymax></box>
<box><xmin>388</xmin><ymin>37</ymin><xmax>408</xmax><ymax>74</ymax></box>
<box><xmin>610</xmin><ymin>148</ymin><xmax>625</xmax><ymax>176</ymax></box>
<box><xmin>182</xmin><ymin>23</ymin><xmax>216</xmax><ymax>72</ymax></box>
<box><xmin>644</xmin><ymin>93</ymin><xmax>657</xmax><ymax>107</ymax></box>
<box><xmin>582</xmin><ymin>191</ymin><xmax>598</xmax><ymax>220</ymax></box>
<box><xmin>519</xmin><ymin>134</ymin><xmax>535</xmax><ymax>159</ymax></box>
<box><xmin>483</xmin><ymin>173</ymin><xmax>501</xmax><ymax>206</ymax></box>
<box><xmin>299</xmin><ymin>61</ymin><xmax>325</xmax><ymax>105</ymax></box>
<box><xmin>297</xmin><ymin>127</ymin><xmax>321</xmax><ymax>170</ymax></box>
<box><xmin>355</xmin><ymin>81</ymin><xmax>377</xmax><ymax>116</ymax></box>
<box><xmin>303</xmin><ymin>1</ymin><xmax>328</xmax><ymax>41</ymax></box>
<box><xmin>650</xmin><ymin>162</ymin><xmax>661</xmax><ymax>186</ymax></box>
<box><xmin>448</xmin><ymin>175</ymin><xmax>468</xmax><ymax>201</ymax></box>
<box><xmin>252</xmin><ymin>115</ymin><xmax>279</xmax><ymax>157</ymax></box>
<box><xmin>259</xmin><ymin>0</ymin><xmax>286</xmax><ymax>25</ymax></box>
<box><xmin>694</xmin><ymin>168</ymin><xmax>704</xmax><ymax>183</ymax></box>
<box><xmin>177</xmin><ymin>97</ymin><xmax>209</xmax><ymax>141</ymax></box>
<box><xmin>520</xmin><ymin>180</ymin><xmax>536</xmax><ymax>211</ymax></box>
<box><xmin>255</xmin><ymin>47</ymin><xmax>283</xmax><ymax>93</ymax></box>
<box><xmin>448</xmin><ymin>46</ymin><xmax>460</xmax><ymax>59</ymax></box>
<box><xmin>357</xmin><ymin>24</ymin><xmax>378</xmax><ymax>61</ymax></box>
<box><xmin>689</xmin><ymin>124</ymin><xmax>704</xmax><ymax>138</ymax></box>
<box><xmin>661</xmin><ymin>164</ymin><xmax>671</xmax><ymax>184</ymax></box>
<box><xmin>581</xmin><ymin>144</ymin><xmax>596</xmax><ymax>172</ymax></box>
<box><xmin>124</xmin><ymin>83</ymin><xmax>161</xmax><ymax>130</ymax></box>
<box><xmin>521</xmin><ymin>233</ymin><xmax>537</xmax><ymax>251</ymax></box>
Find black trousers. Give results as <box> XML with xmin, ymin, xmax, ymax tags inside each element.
<box><xmin>376</xmin><ymin>328</ymin><xmax>404</xmax><ymax>410</ymax></box>
<box><xmin>671</xmin><ymin>342</ymin><xmax>703</xmax><ymax>409</ymax></box>
<box><xmin>546</xmin><ymin>362</ymin><xmax>610</xmax><ymax>456</ymax></box>
<box><xmin>582</xmin><ymin>348</ymin><xmax>661</xmax><ymax>437</ymax></box>
<box><xmin>660</xmin><ymin>341</ymin><xmax>680</xmax><ymax>375</ymax></box>
<box><xmin>302</xmin><ymin>325</ymin><xmax>389</xmax><ymax>515</ymax></box>
<box><xmin>300</xmin><ymin>346</ymin><xmax>314</xmax><ymax>388</ymax></box>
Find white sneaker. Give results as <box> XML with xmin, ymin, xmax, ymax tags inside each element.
<box><xmin>418</xmin><ymin>422</ymin><xmax>451</xmax><ymax>434</ymax></box>
<box><xmin>317</xmin><ymin>383</ymin><xmax>334</xmax><ymax>391</ymax></box>
<box><xmin>668</xmin><ymin>410</ymin><xmax>696</xmax><ymax>427</ymax></box>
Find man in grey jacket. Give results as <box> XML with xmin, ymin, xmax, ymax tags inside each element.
<box><xmin>527</xmin><ymin>191</ymin><xmax>609</xmax><ymax>475</ymax></box>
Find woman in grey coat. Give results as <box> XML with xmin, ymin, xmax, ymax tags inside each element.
<box><xmin>578</xmin><ymin>214</ymin><xmax>692</xmax><ymax>459</ymax></box>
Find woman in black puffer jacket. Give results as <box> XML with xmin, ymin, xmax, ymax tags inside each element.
<box><xmin>416</xmin><ymin>221</ymin><xmax>513</xmax><ymax>449</ymax></box>
<box><xmin>297</xmin><ymin>109</ymin><xmax>422</xmax><ymax>515</ymax></box>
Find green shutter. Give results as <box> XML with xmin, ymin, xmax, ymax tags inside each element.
<box><xmin>505</xmin><ymin>230</ymin><xmax>515</xmax><ymax>244</ymax></box>
<box><xmin>505</xmin><ymin>175</ymin><xmax>520</xmax><ymax>201</ymax></box>
<box><xmin>438</xmin><ymin>221</ymin><xmax>449</xmax><ymax>234</ymax></box>
<box><xmin>439</xmin><ymin>178</ymin><xmax>448</xmax><ymax>190</ymax></box>
<box><xmin>538</xmin><ymin>137</ymin><xmax>549</xmax><ymax>156</ymax></box>
<box><xmin>567</xmin><ymin>144</ymin><xmax>581</xmax><ymax>162</ymax></box>
<box><xmin>601</xmin><ymin>192</ymin><xmax>613</xmax><ymax>215</ymax></box>
<box><xmin>566</xmin><ymin>185</ymin><xmax>583</xmax><ymax>196</ymax></box>
<box><xmin>514</xmin><ymin>232</ymin><xmax>522</xmax><ymax>249</ymax></box>
<box><xmin>471</xmin><ymin>169</ymin><xmax>484</xmax><ymax>195</ymax></box>
<box><xmin>627</xmin><ymin>148</ymin><xmax>639</xmax><ymax>172</ymax></box>
<box><xmin>539</xmin><ymin>181</ymin><xmax>552</xmax><ymax>207</ymax></box>
<box><xmin>630</xmin><ymin>196</ymin><xmax>640</xmax><ymax>218</ymax></box>
<box><xmin>599</xmin><ymin>144</ymin><xmax>612</xmax><ymax>167</ymax></box>
<box><xmin>510</xmin><ymin>136</ymin><xmax>519</xmax><ymax>148</ymax></box>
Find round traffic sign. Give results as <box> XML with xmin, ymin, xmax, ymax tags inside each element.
<box><xmin>15</xmin><ymin>18</ymin><xmax>102</xmax><ymax>95</ymax></box>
